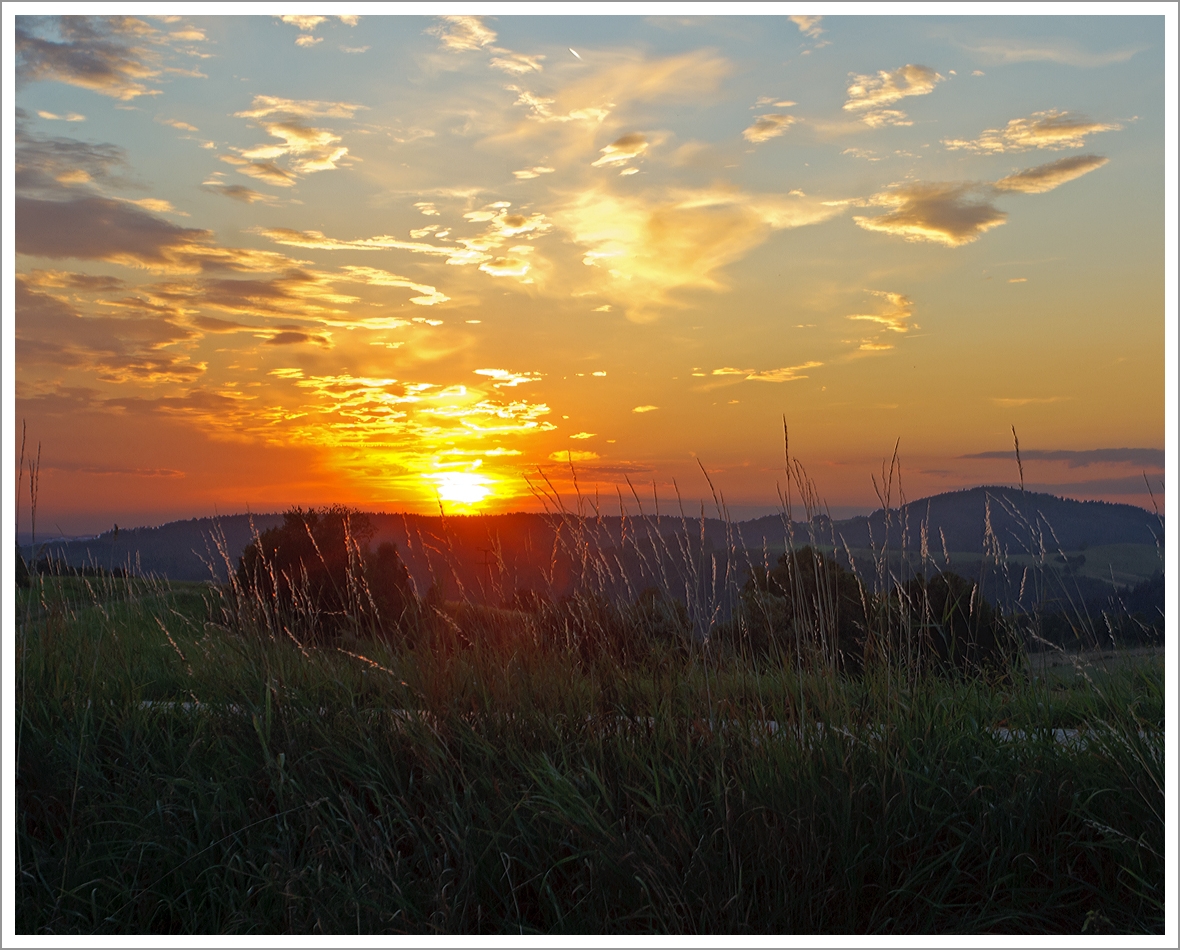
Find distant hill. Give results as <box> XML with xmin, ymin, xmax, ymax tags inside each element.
<box><xmin>23</xmin><ymin>488</ymin><xmax>1163</xmax><ymax>611</ymax></box>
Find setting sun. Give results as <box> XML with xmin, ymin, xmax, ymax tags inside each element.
<box><xmin>427</xmin><ymin>470</ymin><xmax>494</xmax><ymax>509</ymax></box>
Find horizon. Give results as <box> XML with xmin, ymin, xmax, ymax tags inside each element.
<box><xmin>15</xmin><ymin>479</ymin><xmax>1164</xmax><ymax>545</ymax></box>
<box><xmin>9</xmin><ymin>12</ymin><xmax>1167</xmax><ymax>537</ymax></box>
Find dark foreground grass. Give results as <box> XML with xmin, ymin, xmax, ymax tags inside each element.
<box><xmin>16</xmin><ymin>574</ymin><xmax>1164</xmax><ymax>934</ymax></box>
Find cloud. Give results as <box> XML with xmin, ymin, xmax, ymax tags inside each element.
<box><xmin>550</xmin><ymin>450</ymin><xmax>599</xmax><ymax>462</ymax></box>
<box><xmin>15</xmin><ymin>275</ymin><xmax>202</xmax><ymax>384</ymax></box>
<box><xmin>16</xmin><ymin>16</ymin><xmax>164</xmax><ymax>100</ymax></box>
<box><xmin>219</xmin><ymin>155</ymin><xmax>298</xmax><ymax>187</ymax></box>
<box><xmin>201</xmin><ymin>181</ymin><xmax>280</xmax><ymax>204</ymax></box>
<box><xmin>260</xmin><ymin>208</ymin><xmax>550</xmax><ymax>283</ymax></box>
<box><xmin>592</xmin><ymin>132</ymin><xmax>649</xmax><ymax>167</ymax></box>
<box><xmin>234</xmin><ymin>95</ymin><xmax>362</xmax><ymax>119</ymax></box>
<box><xmin>37</xmin><ymin>110</ymin><xmax>86</xmax><ymax>121</ymax></box>
<box><xmin>264</xmin><ymin>328</ymin><xmax>332</xmax><ymax>347</ymax></box>
<box><xmin>428</xmin><ymin>15</ymin><xmax>497</xmax><ymax>52</ymax></box>
<box><xmin>17</xmin><ymin>194</ymin><xmax>297</xmax><ymax>273</ymax></box>
<box><xmin>853</xmin><ymin>181</ymin><xmax>1007</xmax><ymax>246</ymax></box>
<box><xmin>743</xmin><ymin>113</ymin><xmax>796</xmax><ymax>143</ymax></box>
<box><xmin>475</xmin><ymin>368</ymin><xmax>543</xmax><ymax>388</ymax></box>
<box><xmin>258</xmin><ymin>226</ymin><xmax>486</xmax><ymax>266</ymax></box>
<box><xmin>943</xmin><ymin>110</ymin><xmax>1121</xmax><ymax>152</ymax></box>
<box><xmin>16</xmin><ymin>128</ymin><xmax>130</xmax><ymax>194</ymax></box>
<box><xmin>513</xmin><ymin>165</ymin><xmax>555</xmax><ymax>179</ymax></box>
<box><xmin>957</xmin><ymin>37</ymin><xmax>1143</xmax><ymax>68</ymax></box>
<box><xmin>158</xmin><ymin>116</ymin><xmax>197</xmax><ymax>131</ymax></box>
<box><xmin>711</xmin><ymin>361</ymin><xmax>822</xmax><ymax>382</ymax></box>
<box><xmin>491</xmin><ymin>51</ymin><xmax>545</xmax><ymax>75</ymax></box>
<box><xmin>991</xmin><ymin>396</ymin><xmax>1063</xmax><ymax>407</ymax></box>
<box><xmin>280</xmin><ymin>15</ymin><xmax>327</xmax><ymax>31</ymax></box>
<box><xmin>789</xmin><ymin>15</ymin><xmax>824</xmax><ymax>39</ymax></box>
<box><xmin>843</xmin><ymin>64</ymin><xmax>942</xmax><ymax>127</ymax></box>
<box><xmin>506</xmin><ymin>50</ymin><xmax>731</xmax><ymax>131</ymax></box>
<box><xmin>569</xmin><ymin>431</ymin><xmax>596</xmax><ymax>440</ymax></box>
<box><xmin>847</xmin><ymin>290</ymin><xmax>914</xmax><ymax>333</ymax></box>
<box><xmin>961</xmin><ymin>447</ymin><xmax>1163</xmax><ymax>469</ymax></box>
<box><xmin>295</xmin><ymin>36</ymin><xmax>323</xmax><ymax>48</ymax></box>
<box><xmin>229</xmin><ymin>96</ymin><xmax>364</xmax><ymax>178</ymax></box>
<box><xmin>993</xmin><ymin>155</ymin><xmax>1109</xmax><ymax>193</ymax></box>
<box><xmin>632</xmin><ymin>405</ymin><xmax>659</xmax><ymax>413</ymax></box>
<box><xmin>560</xmin><ymin>185</ymin><xmax>845</xmax><ymax>320</ymax></box>
<box><xmin>338</xmin><ymin>265</ymin><xmax>449</xmax><ymax>306</ymax></box>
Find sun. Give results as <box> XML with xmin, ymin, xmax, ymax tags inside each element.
<box><xmin>427</xmin><ymin>471</ymin><xmax>494</xmax><ymax>509</ymax></box>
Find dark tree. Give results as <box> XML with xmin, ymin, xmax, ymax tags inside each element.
<box><xmin>236</xmin><ymin>506</ymin><xmax>416</xmax><ymax>642</ymax></box>
<box><xmin>741</xmin><ymin>546</ymin><xmax>869</xmax><ymax>672</ymax></box>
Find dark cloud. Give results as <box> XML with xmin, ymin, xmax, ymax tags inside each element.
<box><xmin>201</xmin><ymin>182</ymin><xmax>279</xmax><ymax>204</ymax></box>
<box><xmin>16</xmin><ymin>195</ymin><xmax>297</xmax><ymax>273</ymax></box>
<box><xmin>17</xmin><ymin>194</ymin><xmax>210</xmax><ymax>266</ymax></box>
<box><xmin>16</xmin><ymin>275</ymin><xmax>201</xmax><ymax>383</ymax></box>
<box><xmin>962</xmin><ymin>448</ymin><xmax>1164</xmax><ymax>469</ymax></box>
<box><xmin>23</xmin><ymin>269</ymin><xmax>125</xmax><ymax>291</ymax></box>
<box><xmin>854</xmin><ymin>182</ymin><xmax>1006</xmax><ymax>246</ymax></box>
<box><xmin>16</xmin><ymin>16</ymin><xmax>164</xmax><ymax>100</ymax></box>
<box><xmin>16</xmin><ymin>126</ymin><xmax>131</xmax><ymax>195</ymax></box>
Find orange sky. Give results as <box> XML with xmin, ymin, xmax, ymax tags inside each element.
<box><xmin>8</xmin><ymin>12</ymin><xmax>1170</xmax><ymax>535</ymax></box>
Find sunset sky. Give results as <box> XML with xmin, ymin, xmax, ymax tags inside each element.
<box><xmin>6</xmin><ymin>10</ymin><xmax>1171</xmax><ymax>535</ymax></box>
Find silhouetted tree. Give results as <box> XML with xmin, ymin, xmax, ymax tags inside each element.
<box><xmin>740</xmin><ymin>546</ymin><xmax>869</xmax><ymax>672</ymax></box>
<box><xmin>236</xmin><ymin>506</ymin><xmax>417</xmax><ymax>642</ymax></box>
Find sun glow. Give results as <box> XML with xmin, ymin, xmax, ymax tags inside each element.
<box><xmin>427</xmin><ymin>470</ymin><xmax>494</xmax><ymax>509</ymax></box>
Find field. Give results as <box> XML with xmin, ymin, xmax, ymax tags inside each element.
<box><xmin>15</xmin><ymin>555</ymin><xmax>1165</xmax><ymax>935</ymax></box>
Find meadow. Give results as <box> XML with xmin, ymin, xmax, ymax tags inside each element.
<box><xmin>14</xmin><ymin>486</ymin><xmax>1165</xmax><ymax>936</ymax></box>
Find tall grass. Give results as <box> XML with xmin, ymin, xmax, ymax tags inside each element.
<box><xmin>14</xmin><ymin>440</ymin><xmax>1165</xmax><ymax>934</ymax></box>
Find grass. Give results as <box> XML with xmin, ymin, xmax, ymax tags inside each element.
<box><xmin>15</xmin><ymin>560</ymin><xmax>1165</xmax><ymax>934</ymax></box>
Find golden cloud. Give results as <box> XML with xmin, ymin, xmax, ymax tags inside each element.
<box><xmin>711</xmin><ymin>361</ymin><xmax>822</xmax><ymax>382</ymax></box>
<box><xmin>743</xmin><ymin>113</ymin><xmax>797</xmax><ymax>143</ymax></box>
<box><xmin>844</xmin><ymin>64</ymin><xmax>942</xmax><ymax>127</ymax></box>
<box><xmin>558</xmin><ymin>185</ymin><xmax>844</xmax><ymax>320</ymax></box>
<box><xmin>853</xmin><ymin>182</ymin><xmax>1006</xmax><ymax>246</ymax></box>
<box><xmin>592</xmin><ymin>133</ymin><xmax>649</xmax><ymax>167</ymax></box>
<box><xmin>428</xmin><ymin>15</ymin><xmax>497</xmax><ymax>52</ymax></box>
<box><xmin>942</xmin><ymin>110</ymin><xmax>1121</xmax><ymax>152</ymax></box>
<box><xmin>847</xmin><ymin>291</ymin><xmax>914</xmax><ymax>333</ymax></box>
<box><xmin>16</xmin><ymin>16</ymin><xmax>165</xmax><ymax>101</ymax></box>
<box><xmin>993</xmin><ymin>154</ymin><xmax>1109</xmax><ymax>193</ymax></box>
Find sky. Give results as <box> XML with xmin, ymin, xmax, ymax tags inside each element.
<box><xmin>5</xmin><ymin>8</ymin><xmax>1172</xmax><ymax>536</ymax></box>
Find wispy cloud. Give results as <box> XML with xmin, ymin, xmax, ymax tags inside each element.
<box><xmin>847</xmin><ymin>291</ymin><xmax>914</xmax><ymax>334</ymax></box>
<box><xmin>844</xmin><ymin>64</ymin><xmax>942</xmax><ymax>127</ymax></box>
<box><xmin>957</xmin><ymin>37</ymin><xmax>1144</xmax><ymax>68</ymax></box>
<box><xmin>221</xmin><ymin>96</ymin><xmax>365</xmax><ymax>184</ymax></box>
<box><xmin>994</xmin><ymin>154</ymin><xmax>1108</xmax><ymax>193</ymax></box>
<box><xmin>711</xmin><ymin>361</ymin><xmax>822</xmax><ymax>382</ymax></box>
<box><xmin>513</xmin><ymin>165</ymin><xmax>555</xmax><ymax>180</ymax></box>
<box><xmin>428</xmin><ymin>15</ymin><xmax>497</xmax><ymax>52</ymax></box>
<box><xmin>559</xmin><ymin>185</ymin><xmax>844</xmax><ymax>320</ymax></box>
<box><xmin>943</xmin><ymin>110</ymin><xmax>1121</xmax><ymax>152</ymax></box>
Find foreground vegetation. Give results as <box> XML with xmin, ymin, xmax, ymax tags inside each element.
<box><xmin>16</xmin><ymin>541</ymin><xmax>1164</xmax><ymax>934</ymax></box>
